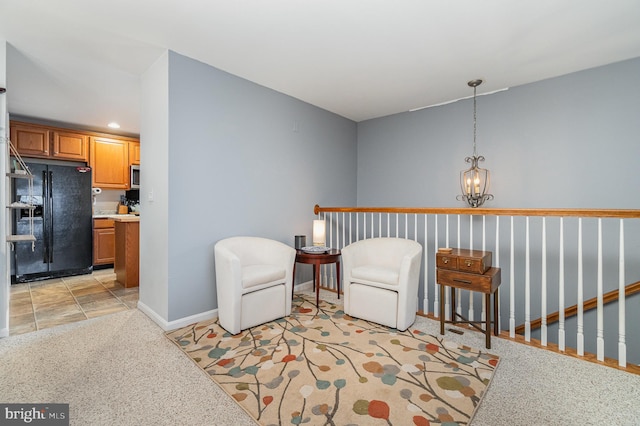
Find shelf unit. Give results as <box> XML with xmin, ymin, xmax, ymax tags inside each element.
<box><xmin>6</xmin><ymin>139</ymin><xmax>36</xmax><ymax>249</ymax></box>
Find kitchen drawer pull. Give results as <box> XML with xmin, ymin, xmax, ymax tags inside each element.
<box><xmin>453</xmin><ymin>278</ymin><xmax>472</xmax><ymax>285</ymax></box>
<box><xmin>442</xmin><ymin>257</ymin><xmax>449</xmax><ymax>264</ymax></box>
<box><xmin>465</xmin><ymin>260</ymin><xmax>472</xmax><ymax>267</ymax></box>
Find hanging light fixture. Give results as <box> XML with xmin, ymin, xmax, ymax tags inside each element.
<box><xmin>457</xmin><ymin>79</ymin><xmax>493</xmax><ymax>208</ymax></box>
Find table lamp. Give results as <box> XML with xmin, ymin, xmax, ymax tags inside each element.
<box><xmin>313</xmin><ymin>219</ymin><xmax>326</xmax><ymax>246</ymax></box>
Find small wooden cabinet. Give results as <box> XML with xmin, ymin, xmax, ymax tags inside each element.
<box><xmin>114</xmin><ymin>218</ymin><xmax>139</xmax><ymax>288</ymax></box>
<box><xmin>93</xmin><ymin>218</ymin><xmax>115</xmax><ymax>266</ymax></box>
<box><xmin>90</xmin><ymin>137</ymin><xmax>129</xmax><ymax>189</ymax></box>
<box><xmin>10</xmin><ymin>121</ymin><xmax>88</xmax><ymax>161</ymax></box>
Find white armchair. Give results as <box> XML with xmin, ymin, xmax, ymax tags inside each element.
<box><xmin>214</xmin><ymin>236</ymin><xmax>296</xmax><ymax>335</ymax></box>
<box><xmin>341</xmin><ymin>237</ymin><xmax>423</xmax><ymax>331</ymax></box>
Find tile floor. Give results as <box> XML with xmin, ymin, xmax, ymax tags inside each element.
<box><xmin>9</xmin><ymin>268</ymin><xmax>139</xmax><ymax>336</ymax></box>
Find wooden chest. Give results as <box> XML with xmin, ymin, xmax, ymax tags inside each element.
<box><xmin>436</xmin><ymin>248</ymin><xmax>492</xmax><ymax>275</ymax></box>
<box><xmin>437</xmin><ymin>267</ymin><xmax>501</xmax><ymax>294</ymax></box>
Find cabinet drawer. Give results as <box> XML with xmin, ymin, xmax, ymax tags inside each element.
<box><xmin>437</xmin><ymin>267</ymin><xmax>501</xmax><ymax>294</ymax></box>
<box><xmin>94</xmin><ymin>218</ymin><xmax>115</xmax><ymax>228</ymax></box>
<box><xmin>436</xmin><ymin>248</ymin><xmax>491</xmax><ymax>274</ymax></box>
<box><xmin>436</xmin><ymin>254</ymin><xmax>458</xmax><ymax>270</ymax></box>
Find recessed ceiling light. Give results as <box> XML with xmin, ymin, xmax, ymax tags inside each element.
<box><xmin>107</xmin><ymin>122</ymin><xmax>120</xmax><ymax>129</ymax></box>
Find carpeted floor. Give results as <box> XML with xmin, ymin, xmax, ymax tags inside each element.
<box><xmin>1</xmin><ymin>289</ymin><xmax>639</xmax><ymax>425</ymax></box>
<box><xmin>166</xmin><ymin>294</ymin><xmax>500</xmax><ymax>425</ymax></box>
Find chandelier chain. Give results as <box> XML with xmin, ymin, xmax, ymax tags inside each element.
<box><xmin>473</xmin><ymin>84</ymin><xmax>477</xmax><ymax>157</ymax></box>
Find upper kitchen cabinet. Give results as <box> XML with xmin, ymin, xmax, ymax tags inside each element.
<box><xmin>90</xmin><ymin>137</ymin><xmax>129</xmax><ymax>189</ymax></box>
<box><xmin>10</xmin><ymin>121</ymin><xmax>88</xmax><ymax>161</ymax></box>
<box><xmin>10</xmin><ymin>122</ymin><xmax>49</xmax><ymax>158</ymax></box>
<box><xmin>52</xmin><ymin>130</ymin><xmax>89</xmax><ymax>161</ymax></box>
<box><xmin>129</xmin><ymin>141</ymin><xmax>140</xmax><ymax>165</ymax></box>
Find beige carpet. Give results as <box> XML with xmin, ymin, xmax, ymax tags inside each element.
<box><xmin>166</xmin><ymin>294</ymin><xmax>500</xmax><ymax>425</ymax></box>
<box><xmin>2</xmin><ymin>290</ymin><xmax>640</xmax><ymax>425</ymax></box>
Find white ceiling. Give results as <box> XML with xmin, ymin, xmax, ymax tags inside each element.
<box><xmin>2</xmin><ymin>0</ymin><xmax>640</xmax><ymax>135</ymax></box>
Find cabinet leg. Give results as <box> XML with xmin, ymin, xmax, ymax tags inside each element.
<box><xmin>494</xmin><ymin>289</ymin><xmax>499</xmax><ymax>336</ymax></box>
<box><xmin>439</xmin><ymin>284</ymin><xmax>445</xmax><ymax>335</ymax></box>
<box><xmin>485</xmin><ymin>293</ymin><xmax>491</xmax><ymax>349</ymax></box>
<box><xmin>336</xmin><ymin>261</ymin><xmax>340</xmax><ymax>299</ymax></box>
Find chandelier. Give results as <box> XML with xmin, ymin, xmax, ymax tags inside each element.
<box><xmin>457</xmin><ymin>79</ymin><xmax>493</xmax><ymax>208</ymax></box>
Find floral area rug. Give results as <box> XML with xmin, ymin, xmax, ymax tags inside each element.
<box><xmin>165</xmin><ymin>294</ymin><xmax>500</xmax><ymax>426</ymax></box>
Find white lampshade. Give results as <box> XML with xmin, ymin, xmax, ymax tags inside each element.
<box><xmin>312</xmin><ymin>220</ymin><xmax>326</xmax><ymax>246</ymax></box>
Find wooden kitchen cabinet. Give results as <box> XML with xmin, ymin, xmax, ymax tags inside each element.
<box><xmin>10</xmin><ymin>122</ymin><xmax>51</xmax><ymax>158</ymax></box>
<box><xmin>52</xmin><ymin>130</ymin><xmax>89</xmax><ymax>161</ymax></box>
<box><xmin>93</xmin><ymin>218</ymin><xmax>115</xmax><ymax>266</ymax></box>
<box><xmin>129</xmin><ymin>141</ymin><xmax>140</xmax><ymax>165</ymax></box>
<box><xmin>90</xmin><ymin>137</ymin><xmax>129</xmax><ymax>189</ymax></box>
<box><xmin>10</xmin><ymin>119</ymin><xmax>139</xmax><ymax>188</ymax></box>
<box><xmin>10</xmin><ymin>121</ymin><xmax>89</xmax><ymax>161</ymax></box>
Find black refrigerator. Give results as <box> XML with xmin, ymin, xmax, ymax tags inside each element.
<box><xmin>12</xmin><ymin>162</ymin><xmax>93</xmax><ymax>283</ymax></box>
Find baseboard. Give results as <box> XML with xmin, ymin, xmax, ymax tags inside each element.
<box><xmin>137</xmin><ymin>282</ymin><xmax>313</xmax><ymax>332</ymax></box>
<box><xmin>137</xmin><ymin>300</ymin><xmax>218</xmax><ymax>332</ymax></box>
<box><xmin>0</xmin><ymin>327</ymin><xmax>8</xmax><ymax>338</ymax></box>
<box><xmin>294</xmin><ymin>280</ymin><xmax>313</xmax><ymax>292</ymax></box>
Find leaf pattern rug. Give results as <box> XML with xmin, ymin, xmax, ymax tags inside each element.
<box><xmin>165</xmin><ymin>294</ymin><xmax>500</xmax><ymax>426</ymax></box>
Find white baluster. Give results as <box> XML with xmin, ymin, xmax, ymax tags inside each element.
<box><xmin>356</xmin><ymin>213</ymin><xmax>360</xmax><ymax>242</ymax></box>
<box><xmin>481</xmin><ymin>215</ymin><xmax>486</xmax><ymax>323</ymax></box>
<box><xmin>363</xmin><ymin>213</ymin><xmax>367</xmax><ymax>239</ymax></box>
<box><xmin>445</xmin><ymin>215</ymin><xmax>450</xmax><ymax>247</ymax></box>
<box><xmin>577</xmin><ymin>218</ymin><xmax>584</xmax><ymax>356</ymax></box>
<box><xmin>456</xmin><ymin>215</ymin><xmax>461</xmax><ymax>318</ymax></box>
<box><xmin>510</xmin><ymin>216</ymin><xmax>516</xmax><ymax>338</ymax></box>
<box><xmin>387</xmin><ymin>213</ymin><xmax>390</xmax><ymax>237</ymax></box>
<box><xmin>405</xmin><ymin>213</ymin><xmax>408</xmax><ymax>239</ymax></box>
<box><xmin>434</xmin><ymin>215</ymin><xmax>440</xmax><ymax>318</ymax></box>
<box><xmin>371</xmin><ymin>212</ymin><xmax>374</xmax><ymax>238</ymax></box>
<box><xmin>349</xmin><ymin>213</ymin><xmax>353</xmax><ymax>245</ymax></box>
<box><xmin>618</xmin><ymin>219</ymin><xmax>627</xmax><ymax>367</ymax></box>
<box><xmin>395</xmin><ymin>213</ymin><xmax>399</xmax><ymax>237</ymax></box>
<box><xmin>469</xmin><ymin>214</ymin><xmax>474</xmax><ymax>322</ymax></box>
<box><xmin>525</xmin><ymin>217</ymin><xmax>531</xmax><ymax>342</ymax></box>
<box><xmin>378</xmin><ymin>212</ymin><xmax>382</xmax><ymax>238</ymax></box>
<box><xmin>446</xmin><ymin>214</ymin><xmax>453</xmax><ymax>320</ymax></box>
<box><xmin>541</xmin><ymin>217</ymin><xmax>547</xmax><ymax>346</ymax></box>
<box><xmin>342</xmin><ymin>212</ymin><xmax>346</xmax><ymax>249</ymax></box>
<box><xmin>423</xmin><ymin>214</ymin><xmax>429</xmax><ymax>314</ymax></box>
<box><xmin>329</xmin><ymin>213</ymin><xmax>334</xmax><ymax>290</ymax></box>
<box><xmin>414</xmin><ymin>214</ymin><xmax>418</xmax><ymax>242</ymax></box>
<box><xmin>597</xmin><ymin>218</ymin><xmax>604</xmax><ymax>361</ymax></box>
<box><xmin>558</xmin><ymin>217</ymin><xmax>566</xmax><ymax>352</ymax></box>
<box><xmin>495</xmin><ymin>216</ymin><xmax>500</xmax><ymax>331</ymax></box>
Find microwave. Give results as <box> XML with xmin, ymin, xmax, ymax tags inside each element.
<box><xmin>130</xmin><ymin>165</ymin><xmax>140</xmax><ymax>189</ymax></box>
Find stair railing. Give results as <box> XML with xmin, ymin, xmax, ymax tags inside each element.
<box><xmin>313</xmin><ymin>205</ymin><xmax>640</xmax><ymax>369</ymax></box>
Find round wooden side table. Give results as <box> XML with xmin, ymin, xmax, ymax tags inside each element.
<box><xmin>292</xmin><ymin>249</ymin><xmax>341</xmax><ymax>306</ymax></box>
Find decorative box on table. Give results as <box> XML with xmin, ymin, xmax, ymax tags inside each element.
<box><xmin>435</xmin><ymin>248</ymin><xmax>492</xmax><ymax>275</ymax></box>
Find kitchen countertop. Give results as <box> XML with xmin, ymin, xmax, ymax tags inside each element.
<box><xmin>112</xmin><ymin>215</ymin><xmax>140</xmax><ymax>222</ymax></box>
<box><xmin>93</xmin><ymin>213</ymin><xmax>140</xmax><ymax>220</ymax></box>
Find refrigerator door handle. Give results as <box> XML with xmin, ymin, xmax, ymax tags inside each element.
<box><xmin>42</xmin><ymin>170</ymin><xmax>50</xmax><ymax>264</ymax></box>
<box><xmin>48</xmin><ymin>171</ymin><xmax>54</xmax><ymax>263</ymax></box>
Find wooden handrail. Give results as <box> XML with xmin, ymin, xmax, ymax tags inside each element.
<box><xmin>515</xmin><ymin>281</ymin><xmax>640</xmax><ymax>335</ymax></box>
<box><xmin>314</xmin><ymin>204</ymin><xmax>640</xmax><ymax>219</ymax></box>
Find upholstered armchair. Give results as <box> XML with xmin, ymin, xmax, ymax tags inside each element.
<box><xmin>214</xmin><ymin>236</ymin><xmax>296</xmax><ymax>335</ymax></box>
<box><xmin>341</xmin><ymin>237</ymin><xmax>423</xmax><ymax>331</ymax></box>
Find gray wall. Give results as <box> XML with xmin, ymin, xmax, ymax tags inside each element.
<box><xmin>142</xmin><ymin>51</ymin><xmax>357</xmax><ymax>322</ymax></box>
<box><xmin>357</xmin><ymin>57</ymin><xmax>640</xmax><ymax>209</ymax></box>
<box><xmin>356</xmin><ymin>57</ymin><xmax>640</xmax><ymax>363</ymax></box>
